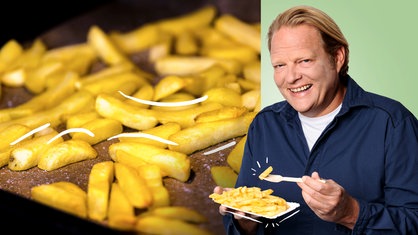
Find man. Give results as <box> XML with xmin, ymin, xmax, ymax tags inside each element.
<box><xmin>214</xmin><ymin>5</ymin><xmax>418</xmax><ymax>235</ymax></box>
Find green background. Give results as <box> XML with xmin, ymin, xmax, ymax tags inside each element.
<box><xmin>261</xmin><ymin>1</ymin><xmax>418</xmax><ymax>117</ymax></box>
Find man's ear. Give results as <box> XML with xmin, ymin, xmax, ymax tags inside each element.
<box><xmin>335</xmin><ymin>46</ymin><xmax>345</xmax><ymax>72</ymax></box>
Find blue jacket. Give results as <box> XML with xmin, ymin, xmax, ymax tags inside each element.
<box><xmin>224</xmin><ymin>76</ymin><xmax>418</xmax><ymax>234</ymax></box>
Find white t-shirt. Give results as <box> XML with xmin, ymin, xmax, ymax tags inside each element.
<box><xmin>298</xmin><ymin>104</ymin><xmax>342</xmax><ymax>151</ymax></box>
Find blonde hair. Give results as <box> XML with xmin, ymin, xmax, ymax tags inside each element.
<box><xmin>267</xmin><ymin>5</ymin><xmax>349</xmax><ymax>76</ymax></box>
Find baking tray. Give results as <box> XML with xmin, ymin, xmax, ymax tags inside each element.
<box><xmin>0</xmin><ymin>0</ymin><xmax>260</xmax><ymax>234</ymax></box>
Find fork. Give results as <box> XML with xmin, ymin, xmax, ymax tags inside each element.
<box><xmin>263</xmin><ymin>174</ymin><xmax>326</xmax><ymax>183</ymax></box>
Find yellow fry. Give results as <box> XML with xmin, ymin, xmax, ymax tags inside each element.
<box><xmin>147</xmin><ymin>206</ymin><xmax>207</xmax><ymax>223</ymax></box>
<box><xmin>95</xmin><ymin>93</ymin><xmax>158</xmax><ymax>131</ymax></box>
<box><xmin>114</xmin><ymin>162</ymin><xmax>153</xmax><ymax>208</ymax></box>
<box><xmin>37</xmin><ymin>139</ymin><xmax>97</xmax><ymax>171</ymax></box>
<box><xmin>71</xmin><ymin>118</ymin><xmax>123</xmax><ymax>145</ymax></box>
<box><xmin>135</xmin><ymin>215</ymin><xmax>213</xmax><ymax>235</ymax></box>
<box><xmin>214</xmin><ymin>14</ymin><xmax>260</xmax><ymax>53</ymax></box>
<box><xmin>107</xmin><ymin>182</ymin><xmax>137</xmax><ymax>231</ymax></box>
<box><xmin>108</xmin><ymin>142</ymin><xmax>190</xmax><ymax>182</ymax></box>
<box><xmin>87</xmin><ymin>161</ymin><xmax>114</xmax><ymax>221</ymax></box>
<box><xmin>8</xmin><ymin>131</ymin><xmax>62</xmax><ymax>171</ymax></box>
<box><xmin>31</xmin><ymin>181</ymin><xmax>87</xmax><ymax>218</ymax></box>
<box><xmin>168</xmin><ymin>112</ymin><xmax>256</xmax><ymax>155</ymax></box>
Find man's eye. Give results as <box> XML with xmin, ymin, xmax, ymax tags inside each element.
<box><xmin>274</xmin><ymin>64</ymin><xmax>285</xmax><ymax>68</ymax></box>
<box><xmin>301</xmin><ymin>59</ymin><xmax>310</xmax><ymax>63</ymax></box>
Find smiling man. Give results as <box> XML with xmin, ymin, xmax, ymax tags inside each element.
<box><xmin>213</xmin><ymin>5</ymin><xmax>418</xmax><ymax>235</ymax></box>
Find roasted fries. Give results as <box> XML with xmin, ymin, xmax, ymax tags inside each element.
<box><xmin>209</xmin><ymin>186</ymin><xmax>289</xmax><ymax>217</ymax></box>
<box><xmin>1</xmin><ymin>4</ymin><xmax>261</xmax><ymax>235</ymax></box>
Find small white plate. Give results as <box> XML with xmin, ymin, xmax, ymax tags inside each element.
<box><xmin>222</xmin><ymin>202</ymin><xmax>300</xmax><ymax>220</ymax></box>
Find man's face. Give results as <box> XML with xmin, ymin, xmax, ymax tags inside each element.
<box><xmin>270</xmin><ymin>24</ymin><xmax>344</xmax><ymax>117</ymax></box>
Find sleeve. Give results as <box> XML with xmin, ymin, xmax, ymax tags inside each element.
<box><xmin>353</xmin><ymin>115</ymin><xmax>418</xmax><ymax>234</ymax></box>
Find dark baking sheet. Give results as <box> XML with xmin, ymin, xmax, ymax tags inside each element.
<box><xmin>0</xmin><ymin>0</ymin><xmax>259</xmax><ymax>234</ymax></box>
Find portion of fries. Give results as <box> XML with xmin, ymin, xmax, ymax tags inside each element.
<box><xmin>209</xmin><ymin>186</ymin><xmax>289</xmax><ymax>217</ymax></box>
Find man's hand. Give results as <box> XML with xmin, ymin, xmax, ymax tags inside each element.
<box><xmin>297</xmin><ymin>172</ymin><xmax>359</xmax><ymax>229</ymax></box>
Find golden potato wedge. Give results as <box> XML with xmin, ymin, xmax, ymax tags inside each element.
<box><xmin>114</xmin><ymin>162</ymin><xmax>153</xmax><ymax>208</ymax></box>
<box><xmin>0</xmin><ymin>88</ymin><xmax>95</xmax><ymax>133</ymax></box>
<box><xmin>109</xmin><ymin>142</ymin><xmax>190</xmax><ymax>182</ymax></box>
<box><xmin>79</xmin><ymin>71</ymin><xmax>147</xmax><ymax>96</ymax></box>
<box><xmin>175</xmin><ymin>30</ymin><xmax>199</xmax><ymax>55</ymax></box>
<box><xmin>87</xmin><ymin>161</ymin><xmax>114</xmax><ymax>221</ymax></box>
<box><xmin>66</xmin><ymin>111</ymin><xmax>100</xmax><ymax>130</ymax></box>
<box><xmin>154</xmin><ymin>55</ymin><xmax>242</xmax><ymax>76</ymax></box>
<box><xmin>87</xmin><ymin>25</ymin><xmax>152</xmax><ymax>80</ymax></box>
<box><xmin>95</xmin><ymin>93</ymin><xmax>158</xmax><ymax>131</ymax></box>
<box><xmin>214</xmin><ymin>14</ymin><xmax>260</xmax><ymax>53</ymax></box>
<box><xmin>125</xmin><ymin>83</ymin><xmax>154</xmax><ymax>108</ymax></box>
<box><xmin>116</xmin><ymin>122</ymin><xmax>181</xmax><ymax>149</ymax></box>
<box><xmin>168</xmin><ymin>112</ymin><xmax>256</xmax><ymax>155</ymax></box>
<box><xmin>137</xmin><ymin>164</ymin><xmax>163</xmax><ymax>188</ymax></box>
<box><xmin>150</xmin><ymin>92</ymin><xmax>200</xmax><ymax>112</ymax></box>
<box><xmin>226</xmin><ymin>135</ymin><xmax>247</xmax><ymax>173</ymax></box>
<box><xmin>201</xmin><ymin>44</ymin><xmax>258</xmax><ymax>65</ymax></box>
<box><xmin>0</xmin><ymin>123</ymin><xmax>31</xmax><ymax>150</ymax></box>
<box><xmin>195</xmin><ymin>106</ymin><xmax>248</xmax><ymax>123</ymax></box>
<box><xmin>153</xmin><ymin>75</ymin><xmax>192</xmax><ymax>101</ymax></box>
<box><xmin>146</xmin><ymin>206</ymin><xmax>208</xmax><ymax>223</ymax></box>
<box><xmin>210</xmin><ymin>166</ymin><xmax>238</xmax><ymax>188</ymax></box>
<box><xmin>154</xmin><ymin>5</ymin><xmax>216</xmax><ymax>35</ymax></box>
<box><xmin>202</xmin><ymin>87</ymin><xmax>242</xmax><ymax>107</ymax></box>
<box><xmin>135</xmin><ymin>215</ymin><xmax>213</xmax><ymax>235</ymax></box>
<box><xmin>111</xmin><ymin>149</ymin><xmax>149</xmax><ymax>169</ymax></box>
<box><xmin>241</xmin><ymin>89</ymin><xmax>260</xmax><ymax>111</ymax></box>
<box><xmin>149</xmin><ymin>186</ymin><xmax>170</xmax><ymax>208</ymax></box>
<box><xmin>110</xmin><ymin>23</ymin><xmax>160</xmax><ymax>54</ymax></box>
<box><xmin>243</xmin><ymin>60</ymin><xmax>260</xmax><ymax>83</ymax></box>
<box><xmin>154</xmin><ymin>102</ymin><xmax>223</xmax><ymax>128</ymax></box>
<box><xmin>37</xmin><ymin>139</ymin><xmax>97</xmax><ymax>171</ymax></box>
<box><xmin>107</xmin><ymin>182</ymin><xmax>137</xmax><ymax>231</ymax></box>
<box><xmin>31</xmin><ymin>181</ymin><xmax>87</xmax><ymax>218</ymax></box>
<box><xmin>71</xmin><ymin>118</ymin><xmax>123</xmax><ymax>145</ymax></box>
<box><xmin>0</xmin><ymin>39</ymin><xmax>23</xmax><ymax>72</ymax></box>
<box><xmin>8</xmin><ymin>130</ymin><xmax>62</xmax><ymax>171</ymax></box>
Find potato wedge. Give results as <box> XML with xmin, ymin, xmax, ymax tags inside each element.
<box><xmin>214</xmin><ymin>14</ymin><xmax>260</xmax><ymax>53</ymax></box>
<box><xmin>135</xmin><ymin>215</ymin><xmax>213</xmax><ymax>235</ymax></box>
<box><xmin>146</xmin><ymin>206</ymin><xmax>207</xmax><ymax>223</ymax></box>
<box><xmin>114</xmin><ymin>162</ymin><xmax>153</xmax><ymax>208</ymax></box>
<box><xmin>37</xmin><ymin>139</ymin><xmax>97</xmax><ymax>171</ymax></box>
<box><xmin>31</xmin><ymin>181</ymin><xmax>87</xmax><ymax>218</ymax></box>
<box><xmin>226</xmin><ymin>135</ymin><xmax>247</xmax><ymax>173</ymax></box>
<box><xmin>66</xmin><ymin>111</ymin><xmax>100</xmax><ymax>129</ymax></box>
<box><xmin>202</xmin><ymin>87</ymin><xmax>242</xmax><ymax>107</ymax></box>
<box><xmin>109</xmin><ymin>142</ymin><xmax>190</xmax><ymax>182</ymax></box>
<box><xmin>107</xmin><ymin>182</ymin><xmax>137</xmax><ymax>231</ymax></box>
<box><xmin>117</xmin><ymin>122</ymin><xmax>181</xmax><ymax>149</ymax></box>
<box><xmin>8</xmin><ymin>130</ymin><xmax>62</xmax><ymax>171</ymax></box>
<box><xmin>87</xmin><ymin>161</ymin><xmax>114</xmax><ymax>221</ymax></box>
<box><xmin>168</xmin><ymin>112</ymin><xmax>256</xmax><ymax>155</ymax></box>
<box><xmin>0</xmin><ymin>123</ymin><xmax>31</xmax><ymax>150</ymax></box>
<box><xmin>110</xmin><ymin>23</ymin><xmax>160</xmax><ymax>54</ymax></box>
<box><xmin>95</xmin><ymin>93</ymin><xmax>158</xmax><ymax>131</ymax></box>
<box><xmin>195</xmin><ymin>106</ymin><xmax>248</xmax><ymax>123</ymax></box>
<box><xmin>71</xmin><ymin>118</ymin><xmax>123</xmax><ymax>145</ymax></box>
<box><xmin>111</xmin><ymin>149</ymin><xmax>149</xmax><ymax>169</ymax></box>
<box><xmin>149</xmin><ymin>186</ymin><xmax>170</xmax><ymax>208</ymax></box>
<box><xmin>154</xmin><ymin>5</ymin><xmax>216</xmax><ymax>35</ymax></box>
<box><xmin>210</xmin><ymin>166</ymin><xmax>238</xmax><ymax>188</ymax></box>
<box><xmin>154</xmin><ymin>102</ymin><xmax>223</xmax><ymax>128</ymax></box>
